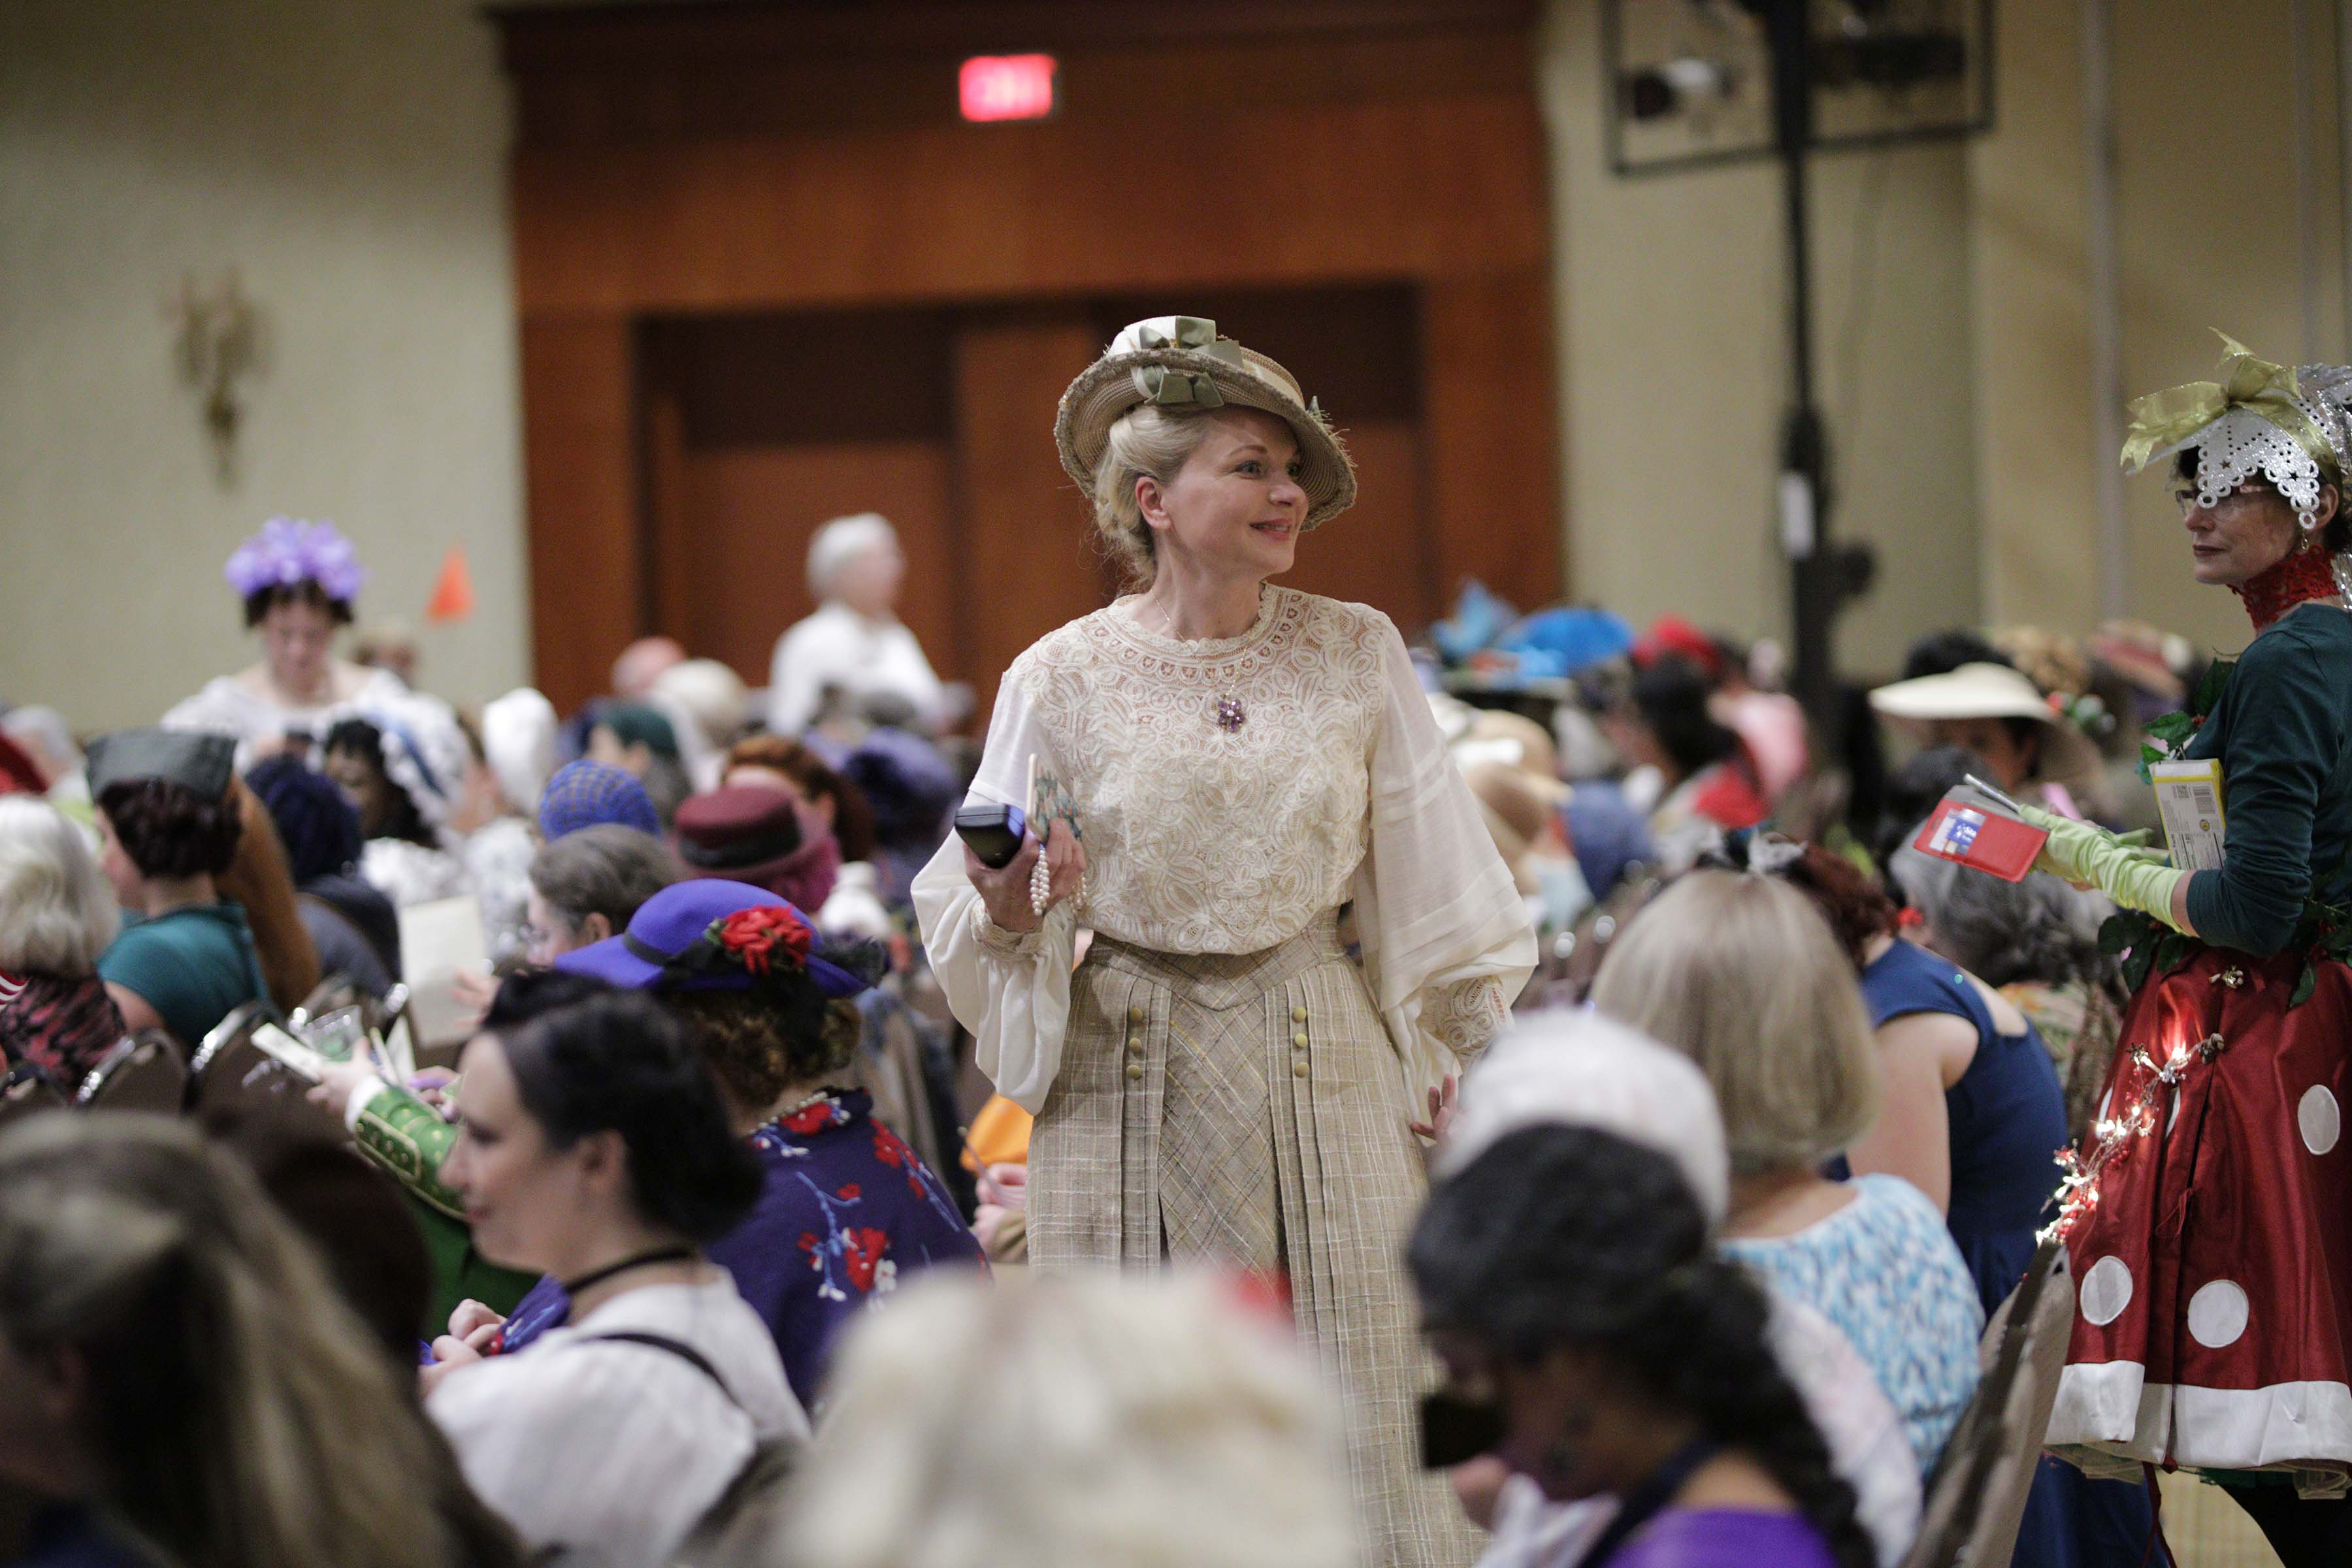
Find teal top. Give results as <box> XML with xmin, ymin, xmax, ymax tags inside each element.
<box><xmin>95</xmin><ymin>903</ymin><xmax>267</xmax><ymax>1052</ymax></box>
<box><xmin>2184</xmin><ymin>602</ymin><xmax>2352</xmax><ymax>955</ymax></box>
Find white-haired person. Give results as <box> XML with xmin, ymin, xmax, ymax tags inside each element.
<box><xmin>1591</xmin><ymin>872</ymin><xmax>1985</xmax><ymax>1478</ymax></box>
<box><xmin>780</xmin><ymin>1269</ymin><xmax>1357</xmax><ymax>1568</ymax></box>
<box><xmin>1436</xmin><ymin>1007</ymin><xmax>1921</xmax><ymax>1568</ymax></box>
<box><xmin>0</xmin><ymin>796</ymin><xmax>125</xmax><ymax>1089</ymax></box>
<box><xmin>768</xmin><ymin>512</ymin><xmax>951</xmax><ymax>738</ymax></box>
<box><xmin>915</xmin><ymin>316</ymin><xmax>1535</xmax><ymax>1568</ymax></box>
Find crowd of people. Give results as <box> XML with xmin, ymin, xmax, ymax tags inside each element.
<box><xmin>3</xmin><ymin>321</ymin><xmax>2351</xmax><ymax>1568</ymax></box>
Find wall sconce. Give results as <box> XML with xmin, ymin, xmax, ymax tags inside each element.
<box><xmin>167</xmin><ymin>270</ymin><xmax>263</xmax><ymax>487</ymax></box>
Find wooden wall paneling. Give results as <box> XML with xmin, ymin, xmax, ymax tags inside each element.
<box><xmin>511</xmin><ymin>95</ymin><xmax>1548</xmax><ymax>316</ymax></box>
<box><xmin>1275</xmin><ymin>419</ymin><xmax>1435</xmax><ymax>632</ymax></box>
<box><xmin>678</xmin><ymin>442</ymin><xmax>956</xmax><ymax>689</ymax></box>
<box><xmin>1419</xmin><ymin>265</ymin><xmax>1563</xmax><ymax>612</ymax></box>
<box><xmin>520</xmin><ymin>313</ymin><xmax>642</xmax><ymax>713</ymax></box>
<box><xmin>950</xmin><ymin>314</ymin><xmax>1110</xmax><ymax>721</ymax></box>
<box><xmin>642</xmin><ymin>381</ymin><xmax>696</xmax><ymax>655</ymax></box>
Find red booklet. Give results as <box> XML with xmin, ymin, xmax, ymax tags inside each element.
<box><xmin>1910</xmin><ymin>785</ymin><xmax>2050</xmax><ymax>883</ymax></box>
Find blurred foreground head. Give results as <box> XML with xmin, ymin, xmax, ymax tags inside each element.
<box><xmin>782</xmin><ymin>1270</ymin><xmax>1356</xmax><ymax>1568</ymax></box>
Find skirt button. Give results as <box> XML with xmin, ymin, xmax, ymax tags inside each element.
<box><xmin>1128</xmin><ymin>1005</ymin><xmax>1145</xmax><ymax>1024</ymax></box>
<box><xmin>1126</xmin><ymin>1062</ymin><xmax>1145</xmax><ymax>1082</ymax></box>
<box><xmin>1292</xmin><ymin>1031</ymin><xmax>1309</xmax><ymax>1049</ymax></box>
<box><xmin>1127</xmin><ymin>1037</ymin><xmax>1144</xmax><ymax>1056</ymax></box>
<box><xmin>1292</xmin><ymin>1060</ymin><xmax>1309</xmax><ymax>1079</ymax></box>
<box><xmin>1290</xmin><ymin>1005</ymin><xmax>1309</xmax><ymax>1023</ymax></box>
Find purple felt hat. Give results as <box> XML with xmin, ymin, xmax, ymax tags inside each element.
<box><xmin>555</xmin><ymin>879</ymin><xmax>871</xmax><ymax>999</ymax></box>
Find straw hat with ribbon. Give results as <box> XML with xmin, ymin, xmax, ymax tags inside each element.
<box><xmin>2121</xmin><ymin>332</ymin><xmax>2352</xmax><ymax>531</ymax></box>
<box><xmin>1054</xmin><ymin>316</ymin><xmax>1356</xmax><ymax>528</ymax></box>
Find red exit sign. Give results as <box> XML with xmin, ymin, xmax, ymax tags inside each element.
<box><xmin>960</xmin><ymin>54</ymin><xmax>1058</xmax><ymax>123</ymax></box>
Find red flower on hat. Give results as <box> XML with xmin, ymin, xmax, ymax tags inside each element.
<box><xmin>710</xmin><ymin>906</ymin><xmax>813</xmax><ymax>977</ymax></box>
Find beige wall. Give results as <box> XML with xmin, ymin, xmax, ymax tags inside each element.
<box><xmin>1543</xmin><ymin>0</ymin><xmax>2351</xmax><ymax>679</ymax></box>
<box><xmin>0</xmin><ymin>0</ymin><xmax>525</xmax><ymax>732</ymax></box>
<box><xmin>1538</xmin><ymin>0</ymin><xmax>1985</xmax><ymax>678</ymax></box>
<box><xmin>1972</xmin><ymin>0</ymin><xmax>2349</xmax><ymax>658</ymax></box>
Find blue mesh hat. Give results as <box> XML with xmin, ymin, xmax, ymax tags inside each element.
<box><xmin>538</xmin><ymin>759</ymin><xmax>658</xmax><ymax>841</ymax></box>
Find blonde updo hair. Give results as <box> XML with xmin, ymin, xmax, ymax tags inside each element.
<box><xmin>1089</xmin><ymin>402</ymin><xmax>1222</xmax><ymax>586</ymax></box>
<box><xmin>1590</xmin><ymin>871</ymin><xmax>1881</xmax><ymax>1175</ymax></box>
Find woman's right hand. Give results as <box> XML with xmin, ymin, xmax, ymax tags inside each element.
<box><xmin>966</xmin><ymin>819</ymin><xmax>1085</xmax><ymax>935</ymax></box>
<box><xmin>446</xmin><ymin>1298</ymin><xmax>506</xmax><ymax>1345</ymax></box>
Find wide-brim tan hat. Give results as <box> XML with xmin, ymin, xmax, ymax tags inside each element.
<box><xmin>1870</xmin><ymin>662</ymin><xmax>2103</xmax><ymax>781</ymax></box>
<box><xmin>1055</xmin><ymin>316</ymin><xmax>1358</xmax><ymax>528</ymax></box>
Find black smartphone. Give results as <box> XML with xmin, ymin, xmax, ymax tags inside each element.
<box><xmin>953</xmin><ymin>802</ymin><xmax>1029</xmax><ymax>870</ymax></box>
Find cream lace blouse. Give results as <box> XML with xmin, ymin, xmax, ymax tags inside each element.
<box><xmin>913</xmin><ymin>585</ymin><xmax>1534</xmax><ymax>1113</ymax></box>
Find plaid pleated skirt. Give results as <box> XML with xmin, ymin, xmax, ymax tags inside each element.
<box><xmin>1029</xmin><ymin>913</ymin><xmax>1480</xmax><ymax>1568</ymax></box>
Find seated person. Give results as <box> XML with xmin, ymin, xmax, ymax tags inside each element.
<box><xmin>323</xmin><ymin>708</ymin><xmax>471</xmax><ymax>908</ymax></box>
<box><xmin>484</xmin><ymin>881</ymin><xmax>985</xmax><ymax>1403</ymax></box>
<box><xmin>1591</xmin><ymin>872</ymin><xmax>1985</xmax><ymax>1476</ymax></box>
<box><xmin>520</xmin><ymin>823</ymin><xmax>678</xmax><ymax>967</ymax></box>
<box><xmin>0</xmin><ymin>1114</ymin><xmax>520</xmax><ymax>1568</ymax></box>
<box><xmin>1413</xmin><ymin>1123</ymin><xmax>1874</xmax><ymax>1568</ymax></box>
<box><xmin>1437</xmin><ymin>1008</ymin><xmax>1921</xmax><ymax>1567</ymax></box>
<box><xmin>0</xmin><ymin>796</ymin><xmax>127</xmax><ymax>1087</ymax></box>
<box><xmin>246</xmin><ymin>753</ymin><xmax>403</xmax><ymax>996</ymax></box>
<box><xmin>536</xmin><ymin>759</ymin><xmax>657</xmax><ymax>843</ymax></box>
<box><xmin>88</xmin><ymin>729</ymin><xmax>267</xmax><ymax>1051</ymax></box>
<box><xmin>419</xmin><ymin>980</ymin><xmax>807</xmax><ymax>1567</ymax></box>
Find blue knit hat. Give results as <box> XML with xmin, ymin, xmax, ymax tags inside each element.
<box><xmin>245</xmin><ymin>755</ymin><xmax>364</xmax><ymax>882</ymax></box>
<box><xmin>538</xmin><ymin>759</ymin><xmax>658</xmax><ymax>841</ymax></box>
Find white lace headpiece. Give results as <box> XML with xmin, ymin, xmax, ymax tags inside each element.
<box><xmin>2122</xmin><ymin>335</ymin><xmax>2352</xmax><ymax>531</ymax></box>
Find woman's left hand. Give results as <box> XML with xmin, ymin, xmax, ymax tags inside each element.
<box><xmin>1409</xmin><ymin>1071</ymin><xmax>1460</xmax><ymax>1142</ymax></box>
<box><xmin>419</xmin><ymin>1334</ymin><xmax>484</xmax><ymax>1397</ymax></box>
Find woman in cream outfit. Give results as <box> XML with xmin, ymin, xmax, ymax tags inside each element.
<box><xmin>915</xmin><ymin>317</ymin><xmax>1533</xmax><ymax>1568</ymax></box>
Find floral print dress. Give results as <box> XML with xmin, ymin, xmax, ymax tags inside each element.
<box><xmin>500</xmin><ymin>1088</ymin><xmax>985</xmax><ymax>1405</ymax></box>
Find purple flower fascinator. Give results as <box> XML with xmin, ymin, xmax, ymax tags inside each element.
<box><xmin>224</xmin><ymin>517</ymin><xmax>367</xmax><ymax>604</ymax></box>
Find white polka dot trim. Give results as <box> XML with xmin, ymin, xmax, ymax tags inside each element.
<box><xmin>2300</xmin><ymin>1085</ymin><xmax>2342</xmax><ymax>1156</ymax></box>
<box><xmin>2082</xmin><ymin>1255</ymin><xmax>2134</xmax><ymax>1327</ymax></box>
<box><xmin>2188</xmin><ymin>1280</ymin><xmax>2251</xmax><ymax>1349</ymax></box>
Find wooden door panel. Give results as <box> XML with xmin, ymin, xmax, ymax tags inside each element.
<box><xmin>677</xmin><ymin>441</ymin><xmax>956</xmax><ymax>690</ymax></box>
<box><xmin>1273</xmin><ymin>418</ymin><xmax>1430</xmax><ymax>631</ymax></box>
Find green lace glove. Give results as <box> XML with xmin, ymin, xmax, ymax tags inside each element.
<box><xmin>2016</xmin><ymin>804</ymin><xmax>2187</xmax><ymax>931</ymax></box>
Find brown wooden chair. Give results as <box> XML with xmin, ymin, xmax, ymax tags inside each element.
<box><xmin>76</xmin><ymin>1032</ymin><xmax>191</xmax><ymax>1113</ymax></box>
<box><xmin>0</xmin><ymin>1064</ymin><xmax>67</xmax><ymax>1132</ymax></box>
<box><xmin>1899</xmin><ymin>1237</ymin><xmax>2076</xmax><ymax>1568</ymax></box>
<box><xmin>187</xmin><ymin>1000</ymin><xmax>337</xmax><ymax>1132</ymax></box>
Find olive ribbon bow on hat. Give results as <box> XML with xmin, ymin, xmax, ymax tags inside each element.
<box><xmin>2121</xmin><ymin>331</ymin><xmax>2334</xmax><ymax>476</ymax></box>
<box><xmin>1134</xmin><ymin>317</ymin><xmax>1243</xmax><ymax>409</ymax></box>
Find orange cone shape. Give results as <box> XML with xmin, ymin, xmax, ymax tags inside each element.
<box><xmin>426</xmin><ymin>544</ymin><xmax>476</xmax><ymax>623</ymax></box>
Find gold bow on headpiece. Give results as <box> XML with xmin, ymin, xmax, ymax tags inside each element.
<box><xmin>2121</xmin><ymin>331</ymin><xmax>2332</xmax><ymax>475</ymax></box>
<box><xmin>1134</xmin><ymin>316</ymin><xmax>1243</xmax><ymax>409</ymax></box>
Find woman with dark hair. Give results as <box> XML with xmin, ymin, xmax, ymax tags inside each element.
<box><xmin>460</xmin><ymin>881</ymin><xmax>984</xmax><ymax>1404</ymax></box>
<box><xmin>1605</xmin><ymin>654</ymin><xmax>1769</xmax><ymax>873</ymax></box>
<box><xmin>323</xmin><ymin>704</ymin><xmax>472</xmax><ymax>908</ymax></box>
<box><xmin>421</xmin><ymin>983</ymin><xmax>807</xmax><ymax>1566</ymax></box>
<box><xmin>246</xmin><ymin>753</ymin><xmax>403</xmax><ymax>994</ymax></box>
<box><xmin>1411</xmin><ymin>1123</ymin><xmax>1872</xmax><ymax>1568</ymax></box>
<box><xmin>164</xmin><ymin>516</ymin><xmax>406</xmax><ymax>764</ymax></box>
<box><xmin>0</xmin><ymin>1114</ymin><xmax>520</xmax><ymax>1568</ymax></box>
<box><xmin>87</xmin><ymin>729</ymin><xmax>268</xmax><ymax>1050</ymax></box>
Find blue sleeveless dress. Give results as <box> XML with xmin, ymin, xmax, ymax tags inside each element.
<box><xmin>1861</xmin><ymin>938</ymin><xmax>2163</xmax><ymax>1568</ymax></box>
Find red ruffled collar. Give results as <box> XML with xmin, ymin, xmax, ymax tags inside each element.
<box><xmin>2233</xmin><ymin>546</ymin><xmax>2342</xmax><ymax>632</ymax></box>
